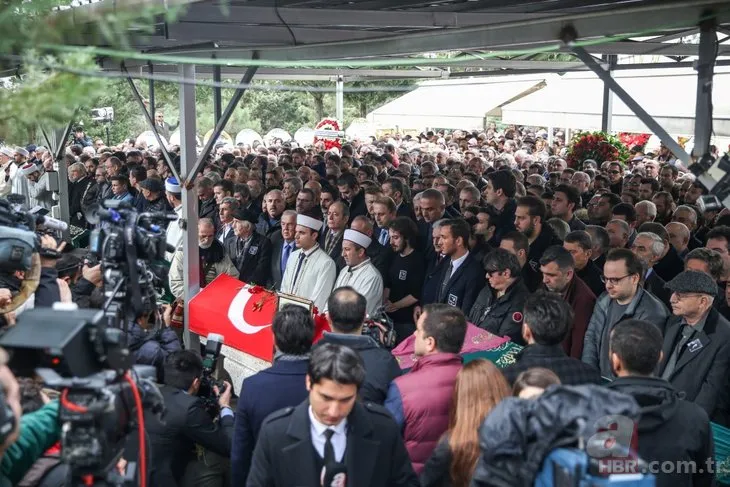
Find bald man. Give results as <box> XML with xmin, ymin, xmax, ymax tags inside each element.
<box><xmin>666</xmin><ymin>222</ymin><xmax>691</xmax><ymax>259</ymax></box>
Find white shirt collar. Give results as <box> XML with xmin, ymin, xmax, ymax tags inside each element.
<box><xmin>450</xmin><ymin>251</ymin><xmax>469</xmax><ymax>272</ymax></box>
<box><xmin>308</xmin><ymin>405</ymin><xmax>347</xmax><ymax>436</ymax></box>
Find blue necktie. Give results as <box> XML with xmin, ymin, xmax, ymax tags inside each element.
<box><xmin>379</xmin><ymin>228</ymin><xmax>388</xmax><ymax>246</ymax></box>
<box><xmin>281</xmin><ymin>243</ymin><xmax>292</xmax><ymax>276</ymax></box>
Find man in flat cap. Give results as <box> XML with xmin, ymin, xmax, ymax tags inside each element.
<box><xmin>137</xmin><ymin>177</ymin><xmax>171</xmax><ymax>213</ymax></box>
<box><xmin>329</xmin><ymin>229</ymin><xmax>384</xmax><ymax>317</ymax></box>
<box><xmin>280</xmin><ymin>214</ymin><xmax>336</xmax><ymax>310</ymax></box>
<box><xmin>658</xmin><ymin>270</ymin><xmax>730</xmax><ymax>426</ymax></box>
<box><xmin>225</xmin><ymin>208</ymin><xmax>272</xmax><ymax>286</ymax></box>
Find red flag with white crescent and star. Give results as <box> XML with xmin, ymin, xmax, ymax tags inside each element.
<box><xmin>189</xmin><ymin>274</ymin><xmax>277</xmax><ymax>362</ymax></box>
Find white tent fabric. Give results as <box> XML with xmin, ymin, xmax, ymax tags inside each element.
<box><xmin>500</xmin><ymin>67</ymin><xmax>730</xmax><ymax>136</ymax></box>
<box><xmin>366</xmin><ymin>74</ymin><xmax>553</xmax><ymax>130</ymax></box>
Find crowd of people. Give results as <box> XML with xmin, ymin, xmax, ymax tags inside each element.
<box><xmin>0</xmin><ymin>122</ymin><xmax>729</xmax><ymax>487</ymax></box>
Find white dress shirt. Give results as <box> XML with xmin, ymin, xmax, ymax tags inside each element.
<box><xmin>448</xmin><ymin>251</ymin><xmax>470</xmax><ymax>278</ymax></box>
<box><xmin>308</xmin><ymin>406</ymin><xmax>347</xmax><ymax>463</ymax></box>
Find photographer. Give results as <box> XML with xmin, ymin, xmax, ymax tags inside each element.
<box><xmin>144</xmin><ymin>350</ymin><xmax>234</xmax><ymax>487</ymax></box>
<box><xmin>125</xmin><ymin>307</ymin><xmax>181</xmax><ymax>383</ymax></box>
<box><xmin>55</xmin><ymin>253</ymin><xmax>103</xmax><ymax>309</ymax></box>
<box><xmin>33</xmin><ymin>234</ymin><xmax>66</xmax><ymax>309</ymax></box>
<box><xmin>320</xmin><ymin>287</ymin><xmax>401</xmax><ymax>405</ymax></box>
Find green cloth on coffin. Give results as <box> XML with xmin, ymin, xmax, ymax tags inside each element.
<box><xmin>712</xmin><ymin>422</ymin><xmax>730</xmax><ymax>485</ymax></box>
<box><xmin>462</xmin><ymin>341</ymin><xmax>524</xmax><ymax>368</ymax></box>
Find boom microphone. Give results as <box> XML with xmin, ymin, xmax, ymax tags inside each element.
<box><xmin>321</xmin><ymin>463</ymin><xmax>347</xmax><ymax>487</ymax></box>
<box><xmin>35</xmin><ymin>214</ymin><xmax>68</xmax><ymax>232</ymax></box>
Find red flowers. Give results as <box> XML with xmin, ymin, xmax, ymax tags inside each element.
<box><xmin>566</xmin><ymin>131</ymin><xmax>629</xmax><ymax>168</ymax></box>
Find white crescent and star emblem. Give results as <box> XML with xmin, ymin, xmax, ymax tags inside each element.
<box><xmin>227</xmin><ymin>286</ymin><xmax>272</xmax><ymax>335</ymax></box>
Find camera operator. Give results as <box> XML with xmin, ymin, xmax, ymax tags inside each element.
<box><xmin>55</xmin><ymin>253</ymin><xmax>103</xmax><ymax>309</ymax></box>
<box><xmin>320</xmin><ymin>287</ymin><xmax>400</xmax><ymax>405</ymax></box>
<box><xmin>33</xmin><ymin>234</ymin><xmax>66</xmax><ymax>309</ymax></box>
<box><xmin>125</xmin><ymin>306</ymin><xmax>181</xmax><ymax>383</ymax></box>
<box><xmin>144</xmin><ymin>350</ymin><xmax>234</xmax><ymax>487</ymax></box>
<box><xmin>0</xmin><ymin>349</ymin><xmax>60</xmax><ymax>487</ymax></box>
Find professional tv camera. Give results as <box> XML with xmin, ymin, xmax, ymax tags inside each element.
<box><xmin>362</xmin><ymin>307</ymin><xmax>397</xmax><ymax>350</ymax></box>
<box><xmin>691</xmin><ymin>153</ymin><xmax>730</xmax><ymax>212</ymax></box>
<box><xmin>0</xmin><ymin>198</ymin><xmax>174</xmax><ymax>486</ymax></box>
<box><xmin>197</xmin><ymin>333</ymin><xmax>225</xmax><ymax>417</ymax></box>
<box><xmin>85</xmin><ymin>200</ymin><xmax>177</xmax><ymax>327</ymax></box>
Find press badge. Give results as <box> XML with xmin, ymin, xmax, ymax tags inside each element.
<box><xmin>399</xmin><ymin>270</ymin><xmax>407</xmax><ymax>280</ymax></box>
<box><xmin>447</xmin><ymin>294</ymin><xmax>458</xmax><ymax>307</ymax></box>
<box><xmin>688</xmin><ymin>339</ymin><xmax>703</xmax><ymax>353</ymax></box>
<box><xmin>248</xmin><ymin>246</ymin><xmax>258</xmax><ymax>255</ymax></box>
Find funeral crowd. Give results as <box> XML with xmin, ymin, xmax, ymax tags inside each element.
<box><xmin>0</xmin><ymin>124</ymin><xmax>729</xmax><ymax>487</ymax></box>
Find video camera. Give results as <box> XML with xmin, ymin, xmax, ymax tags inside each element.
<box><xmin>197</xmin><ymin>334</ymin><xmax>225</xmax><ymax>417</ymax></box>
<box><xmin>0</xmin><ymin>197</ymin><xmax>175</xmax><ymax>486</ymax></box>
<box><xmin>362</xmin><ymin>307</ymin><xmax>397</xmax><ymax>350</ymax></box>
<box><xmin>691</xmin><ymin>153</ymin><xmax>730</xmax><ymax>213</ymax></box>
<box><xmin>85</xmin><ymin>200</ymin><xmax>177</xmax><ymax>325</ymax></box>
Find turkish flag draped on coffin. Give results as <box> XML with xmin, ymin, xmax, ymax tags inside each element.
<box><xmin>189</xmin><ymin>274</ymin><xmax>277</xmax><ymax>362</ymax></box>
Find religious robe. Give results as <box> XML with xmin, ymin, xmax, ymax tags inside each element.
<box><xmin>329</xmin><ymin>259</ymin><xmax>384</xmax><ymax>318</ymax></box>
<box><xmin>280</xmin><ymin>244</ymin><xmax>336</xmax><ymax>311</ymax></box>
<box><xmin>165</xmin><ymin>205</ymin><xmax>184</xmax><ymax>261</ymax></box>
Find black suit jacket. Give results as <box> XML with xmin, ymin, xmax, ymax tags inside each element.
<box><xmin>658</xmin><ymin>308</ymin><xmax>730</xmax><ymax>425</ymax></box>
<box><xmin>246</xmin><ymin>400</ymin><xmax>419</xmax><ymax>487</ymax></box>
<box><xmin>320</xmin><ymin>228</ymin><xmax>345</xmax><ymax>274</ymax></box>
<box><xmin>226</xmin><ymin>232</ymin><xmax>273</xmax><ymax>286</ymax></box>
<box><xmin>145</xmin><ymin>385</ymin><xmax>234</xmax><ymax>487</ymax></box>
<box><xmin>396</xmin><ymin>202</ymin><xmax>417</xmax><ymax>222</ymax></box>
<box><xmin>422</xmin><ymin>252</ymin><xmax>485</xmax><ymax>314</ymax></box>
<box><xmin>348</xmin><ymin>190</ymin><xmax>368</xmax><ymax>223</ymax></box>
<box><xmin>267</xmin><ymin>231</ymin><xmax>290</xmax><ymax>290</ymax></box>
<box><xmin>645</xmin><ymin>270</ymin><xmax>671</xmax><ymax>309</ymax></box>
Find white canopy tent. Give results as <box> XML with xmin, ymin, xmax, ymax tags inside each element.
<box><xmin>366</xmin><ymin>74</ymin><xmax>554</xmax><ymax>131</ymax></box>
<box><xmin>500</xmin><ymin>67</ymin><xmax>730</xmax><ymax>136</ymax></box>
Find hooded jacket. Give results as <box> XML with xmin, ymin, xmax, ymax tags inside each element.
<box><xmin>582</xmin><ymin>287</ymin><xmax>668</xmax><ymax>378</ymax></box>
<box><xmin>471</xmin><ymin>385</ymin><xmax>640</xmax><ymax>487</ymax></box>
<box><xmin>607</xmin><ymin>376</ymin><xmax>714</xmax><ymax>487</ymax></box>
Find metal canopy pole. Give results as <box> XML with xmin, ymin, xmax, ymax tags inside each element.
<box><xmin>183</xmin><ymin>52</ymin><xmax>259</xmax><ymax>186</ymax></box>
<box><xmin>600</xmin><ymin>55</ymin><xmax>616</xmax><ymax>133</ymax></box>
<box><xmin>336</xmin><ymin>75</ymin><xmax>344</xmax><ymax>122</ymax></box>
<box><xmin>122</xmin><ymin>65</ymin><xmax>181</xmax><ymax>183</ymax></box>
<box><xmin>179</xmin><ymin>63</ymin><xmax>201</xmax><ymax>352</ymax></box>
<box><xmin>54</xmin><ymin>121</ymin><xmax>74</xmax><ymax>232</ymax></box>
<box><xmin>693</xmin><ymin>19</ymin><xmax>717</xmax><ymax>159</ymax></box>
<box><xmin>570</xmin><ymin>46</ymin><xmax>692</xmax><ymax>165</ymax></box>
<box><xmin>213</xmin><ymin>57</ymin><xmax>222</xmax><ymax>124</ymax></box>
<box><xmin>148</xmin><ymin>62</ymin><xmax>156</xmax><ymax>121</ymax></box>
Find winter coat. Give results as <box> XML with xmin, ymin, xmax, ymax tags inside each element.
<box><xmin>607</xmin><ymin>376</ymin><xmax>715</xmax><ymax>487</ymax></box>
<box><xmin>126</xmin><ymin>323</ymin><xmax>182</xmax><ymax>381</ymax></box>
<box><xmin>559</xmin><ymin>275</ymin><xmax>596</xmax><ymax>359</ymax></box>
<box><xmin>385</xmin><ymin>353</ymin><xmax>462</xmax><ymax>475</ymax></box>
<box><xmin>468</xmin><ymin>278</ymin><xmax>530</xmax><ymax>346</ymax></box>
<box><xmin>471</xmin><ymin>385</ymin><xmax>640</xmax><ymax>487</ymax></box>
<box><xmin>582</xmin><ymin>287</ymin><xmax>668</xmax><ymax>379</ymax></box>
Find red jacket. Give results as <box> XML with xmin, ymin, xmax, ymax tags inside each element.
<box><xmin>561</xmin><ymin>275</ymin><xmax>597</xmax><ymax>359</ymax></box>
<box><xmin>385</xmin><ymin>353</ymin><xmax>462</xmax><ymax>474</ymax></box>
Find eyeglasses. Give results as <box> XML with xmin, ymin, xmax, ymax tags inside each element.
<box><xmin>601</xmin><ymin>274</ymin><xmax>633</xmax><ymax>285</ymax></box>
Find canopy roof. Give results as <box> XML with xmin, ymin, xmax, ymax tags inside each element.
<box><xmin>366</xmin><ymin>74</ymin><xmax>551</xmax><ymax>129</ymax></box>
<box><xmin>500</xmin><ymin>67</ymin><xmax>730</xmax><ymax>136</ymax></box>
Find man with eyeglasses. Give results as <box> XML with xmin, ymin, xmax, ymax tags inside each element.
<box><xmin>582</xmin><ymin>248</ymin><xmax>669</xmax><ymax>379</ymax></box>
<box><xmin>658</xmin><ymin>270</ymin><xmax>730</xmax><ymax>426</ymax></box>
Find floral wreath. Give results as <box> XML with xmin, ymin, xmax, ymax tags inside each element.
<box><xmin>566</xmin><ymin>131</ymin><xmax>629</xmax><ymax>168</ymax></box>
<box><xmin>314</xmin><ymin>118</ymin><xmax>343</xmax><ymax>152</ymax></box>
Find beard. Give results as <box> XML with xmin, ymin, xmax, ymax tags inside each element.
<box><xmin>199</xmin><ymin>240</ymin><xmax>213</xmax><ymax>249</ymax></box>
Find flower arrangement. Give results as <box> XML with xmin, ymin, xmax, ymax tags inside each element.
<box><xmin>314</xmin><ymin>118</ymin><xmax>343</xmax><ymax>152</ymax></box>
<box><xmin>566</xmin><ymin>131</ymin><xmax>630</xmax><ymax>168</ymax></box>
<box><xmin>618</xmin><ymin>132</ymin><xmax>651</xmax><ymax>150</ymax></box>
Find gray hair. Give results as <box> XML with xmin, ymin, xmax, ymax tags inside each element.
<box><xmin>68</xmin><ymin>162</ymin><xmax>87</xmax><ymax>177</ymax></box>
<box><xmin>220</xmin><ymin>196</ymin><xmax>239</xmax><ymax>209</ymax></box>
<box><xmin>635</xmin><ymin>232</ymin><xmax>665</xmax><ymax>258</ymax></box>
<box><xmin>432</xmin><ymin>218</ymin><xmax>447</xmax><ymax>231</ymax></box>
<box><xmin>199</xmin><ymin>218</ymin><xmax>215</xmax><ymax>230</ymax></box>
<box><xmin>547</xmin><ymin>218</ymin><xmax>571</xmax><ymax>241</ymax></box>
<box><xmin>675</xmin><ymin>205</ymin><xmax>698</xmax><ymax>224</ymax></box>
<box><xmin>635</xmin><ymin>200</ymin><xmax>657</xmax><ymax>217</ymax></box>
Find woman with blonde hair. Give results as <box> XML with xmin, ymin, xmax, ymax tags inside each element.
<box><xmin>420</xmin><ymin>359</ymin><xmax>511</xmax><ymax>487</ymax></box>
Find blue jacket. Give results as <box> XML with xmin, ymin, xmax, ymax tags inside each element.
<box><xmin>231</xmin><ymin>358</ymin><xmax>309</xmax><ymax>486</ymax></box>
